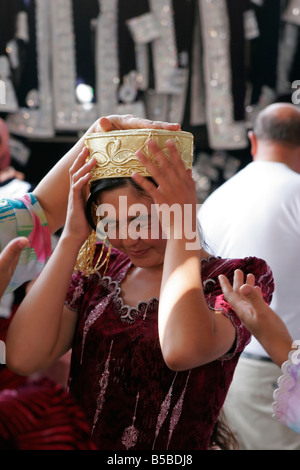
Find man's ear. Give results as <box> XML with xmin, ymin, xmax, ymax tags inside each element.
<box><xmin>248</xmin><ymin>130</ymin><xmax>257</xmax><ymax>158</ymax></box>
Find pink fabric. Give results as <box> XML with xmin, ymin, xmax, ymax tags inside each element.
<box><xmin>27</xmin><ymin>210</ymin><xmax>50</xmax><ymax>264</ymax></box>
<box><xmin>0</xmin><ymin>119</ymin><xmax>11</xmax><ymax>171</ymax></box>
<box><xmin>0</xmin><ymin>379</ymin><xmax>97</xmax><ymax>450</ymax></box>
<box><xmin>20</xmin><ymin>193</ymin><xmax>51</xmax><ymax>264</ymax></box>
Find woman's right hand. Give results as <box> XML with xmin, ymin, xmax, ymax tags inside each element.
<box><xmin>94</xmin><ymin>114</ymin><xmax>181</xmax><ymax>133</ymax></box>
<box><xmin>62</xmin><ymin>147</ymin><xmax>96</xmax><ymax>247</ymax></box>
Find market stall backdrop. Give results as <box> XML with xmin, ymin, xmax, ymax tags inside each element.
<box><xmin>0</xmin><ymin>0</ymin><xmax>300</xmax><ymax>201</ymax></box>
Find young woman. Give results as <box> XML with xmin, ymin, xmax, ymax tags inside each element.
<box><xmin>5</xmin><ymin>134</ymin><xmax>273</xmax><ymax>450</ymax></box>
<box><xmin>0</xmin><ymin>114</ymin><xmax>179</xmax><ymax>295</ymax></box>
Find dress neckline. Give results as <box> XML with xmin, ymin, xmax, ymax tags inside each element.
<box><xmin>99</xmin><ymin>254</ymin><xmax>219</xmax><ymax>322</ymax></box>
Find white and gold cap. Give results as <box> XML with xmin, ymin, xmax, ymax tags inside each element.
<box><xmin>85</xmin><ymin>128</ymin><xmax>194</xmax><ymax>180</ymax></box>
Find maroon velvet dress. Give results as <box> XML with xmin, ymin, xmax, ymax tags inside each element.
<box><xmin>65</xmin><ymin>244</ymin><xmax>274</xmax><ymax>450</ymax></box>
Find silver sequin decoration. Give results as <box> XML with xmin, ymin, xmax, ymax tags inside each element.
<box><xmin>92</xmin><ymin>339</ymin><xmax>114</xmax><ymax>434</ymax></box>
<box><xmin>7</xmin><ymin>0</ymin><xmax>54</xmax><ymax>137</ymax></box>
<box><xmin>198</xmin><ymin>0</ymin><xmax>247</xmax><ymax>149</ymax></box>
<box><xmin>121</xmin><ymin>392</ymin><xmax>140</xmax><ymax>449</ymax></box>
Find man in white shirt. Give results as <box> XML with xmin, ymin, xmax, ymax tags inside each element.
<box><xmin>198</xmin><ymin>103</ymin><xmax>300</xmax><ymax>450</ymax></box>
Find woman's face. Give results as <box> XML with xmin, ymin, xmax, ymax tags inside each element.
<box><xmin>97</xmin><ymin>183</ymin><xmax>167</xmax><ymax>268</ymax></box>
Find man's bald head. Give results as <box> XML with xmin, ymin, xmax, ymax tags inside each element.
<box><xmin>253</xmin><ymin>103</ymin><xmax>300</xmax><ymax>148</ymax></box>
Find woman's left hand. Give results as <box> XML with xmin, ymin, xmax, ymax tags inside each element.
<box><xmin>132</xmin><ymin>139</ymin><xmax>198</xmax><ymax>241</ymax></box>
<box><xmin>97</xmin><ymin>114</ymin><xmax>181</xmax><ymax>132</ymax></box>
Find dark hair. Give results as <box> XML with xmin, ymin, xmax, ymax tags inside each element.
<box><xmin>209</xmin><ymin>411</ymin><xmax>238</xmax><ymax>450</ymax></box>
<box><xmin>85</xmin><ymin>177</ymin><xmax>155</xmax><ymax>230</ymax></box>
<box><xmin>253</xmin><ymin>110</ymin><xmax>300</xmax><ymax>147</ymax></box>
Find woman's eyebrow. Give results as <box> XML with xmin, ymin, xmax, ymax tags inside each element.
<box><xmin>128</xmin><ymin>213</ymin><xmax>150</xmax><ymax>221</ymax></box>
<box><xmin>100</xmin><ymin>214</ymin><xmax>150</xmax><ymax>223</ymax></box>
<box><xmin>99</xmin><ymin>217</ymin><xmax>118</xmax><ymax>224</ymax></box>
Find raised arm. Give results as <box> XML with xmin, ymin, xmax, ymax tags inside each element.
<box><xmin>218</xmin><ymin>270</ymin><xmax>293</xmax><ymax>367</ymax></box>
<box><xmin>33</xmin><ymin>115</ymin><xmax>181</xmax><ymax>234</ymax></box>
<box><xmin>6</xmin><ymin>150</ymin><xmax>95</xmax><ymax>375</ymax></box>
<box><xmin>132</xmin><ymin>139</ymin><xmax>236</xmax><ymax>371</ymax></box>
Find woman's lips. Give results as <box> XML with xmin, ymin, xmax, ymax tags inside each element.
<box><xmin>126</xmin><ymin>248</ymin><xmax>149</xmax><ymax>257</ymax></box>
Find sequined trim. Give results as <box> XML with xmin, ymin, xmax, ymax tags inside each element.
<box><xmin>92</xmin><ymin>339</ymin><xmax>113</xmax><ymax>433</ymax></box>
<box><xmin>101</xmin><ymin>275</ymin><xmax>158</xmax><ymax>324</ymax></box>
<box><xmin>114</xmin><ymin>296</ymin><xmax>158</xmax><ymax>323</ymax></box>
<box><xmin>0</xmin><ymin>56</ymin><xmax>18</xmax><ymax>113</ymax></box>
<box><xmin>276</xmin><ymin>22</ymin><xmax>298</xmax><ymax>96</ymax></box>
<box><xmin>96</xmin><ymin>0</ymin><xmax>118</xmax><ymax>116</ymax></box>
<box><xmin>148</xmin><ymin>0</ymin><xmax>188</xmax><ymax>124</ymax></box>
<box><xmin>51</xmin><ymin>0</ymin><xmax>97</xmax><ymax>130</ymax></box>
<box><xmin>167</xmin><ymin>371</ymin><xmax>191</xmax><ymax>449</ymax></box>
<box><xmin>126</xmin><ymin>12</ymin><xmax>159</xmax><ymax>93</ymax></box>
<box><xmin>7</xmin><ymin>0</ymin><xmax>54</xmax><ymax>137</ymax></box>
<box><xmin>72</xmin><ymin>277</ymin><xmax>85</xmax><ymax>304</ymax></box>
<box><xmin>190</xmin><ymin>8</ymin><xmax>206</xmax><ymax>126</ymax></box>
<box><xmin>152</xmin><ymin>371</ymin><xmax>191</xmax><ymax>449</ymax></box>
<box><xmin>121</xmin><ymin>392</ymin><xmax>140</xmax><ymax>450</ymax></box>
<box><xmin>127</xmin><ymin>12</ymin><xmax>161</xmax><ymax>45</ymax></box>
<box><xmin>148</xmin><ymin>0</ymin><xmax>177</xmax><ymax>94</ymax></box>
<box><xmin>96</xmin><ymin>1</ymin><xmax>146</xmax><ymax>118</ymax></box>
<box><xmin>152</xmin><ymin>373</ymin><xmax>177</xmax><ymax>449</ymax></box>
<box><xmin>79</xmin><ymin>275</ymin><xmax>119</xmax><ymax>361</ymax></box>
<box><xmin>80</xmin><ymin>294</ymin><xmax>114</xmax><ymax>364</ymax></box>
<box><xmin>198</xmin><ymin>0</ymin><xmax>247</xmax><ymax>150</ymax></box>
<box><xmin>202</xmin><ymin>277</ymin><xmax>217</xmax><ymax>291</ymax></box>
<box><xmin>79</xmin><ymin>261</ymin><xmax>130</xmax><ymax>360</ymax></box>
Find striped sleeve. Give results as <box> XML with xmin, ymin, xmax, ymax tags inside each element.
<box><xmin>0</xmin><ymin>193</ymin><xmax>51</xmax><ymax>293</ymax></box>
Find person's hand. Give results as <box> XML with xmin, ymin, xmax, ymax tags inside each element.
<box><xmin>62</xmin><ymin>147</ymin><xmax>96</xmax><ymax>247</ymax></box>
<box><xmin>218</xmin><ymin>269</ymin><xmax>269</xmax><ymax>336</ymax></box>
<box><xmin>0</xmin><ymin>166</ymin><xmax>25</xmax><ymax>183</ymax></box>
<box><xmin>132</xmin><ymin>139</ymin><xmax>198</xmax><ymax>244</ymax></box>
<box><xmin>219</xmin><ymin>269</ymin><xmax>293</xmax><ymax>367</ymax></box>
<box><xmin>89</xmin><ymin>114</ymin><xmax>181</xmax><ymax>134</ymax></box>
<box><xmin>0</xmin><ymin>237</ymin><xmax>29</xmax><ymax>298</ymax></box>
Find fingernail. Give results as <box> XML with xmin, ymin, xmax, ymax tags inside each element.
<box><xmin>242</xmin><ymin>285</ymin><xmax>252</xmax><ymax>296</ymax></box>
<box><xmin>19</xmin><ymin>239</ymin><xmax>29</xmax><ymax>249</ymax></box>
